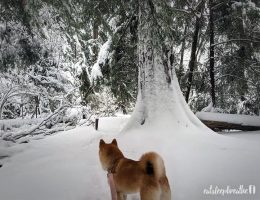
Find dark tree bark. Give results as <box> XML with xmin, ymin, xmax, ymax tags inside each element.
<box><xmin>93</xmin><ymin>17</ymin><xmax>100</xmax><ymax>58</ymax></box>
<box><xmin>201</xmin><ymin>120</ymin><xmax>260</xmax><ymax>131</ymax></box>
<box><xmin>209</xmin><ymin>0</ymin><xmax>216</xmax><ymax>106</ymax></box>
<box><xmin>20</xmin><ymin>0</ymin><xmax>33</xmax><ymax>36</ymax></box>
<box><xmin>178</xmin><ymin>24</ymin><xmax>187</xmax><ymax>86</ymax></box>
<box><xmin>93</xmin><ymin>20</ymin><xmax>99</xmax><ymax>40</ymax></box>
<box><xmin>35</xmin><ymin>96</ymin><xmax>40</xmax><ymax>118</ymax></box>
<box><xmin>185</xmin><ymin>3</ymin><xmax>204</xmax><ymax>102</ymax></box>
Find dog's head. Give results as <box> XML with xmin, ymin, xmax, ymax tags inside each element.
<box><xmin>99</xmin><ymin>138</ymin><xmax>124</xmax><ymax>171</ymax></box>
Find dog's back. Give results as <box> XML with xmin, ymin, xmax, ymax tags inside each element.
<box><xmin>99</xmin><ymin>139</ymin><xmax>171</xmax><ymax>200</ymax></box>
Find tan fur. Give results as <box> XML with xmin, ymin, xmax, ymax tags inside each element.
<box><xmin>99</xmin><ymin>139</ymin><xmax>171</xmax><ymax>200</ymax></box>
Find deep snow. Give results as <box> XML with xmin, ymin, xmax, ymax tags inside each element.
<box><xmin>0</xmin><ymin>116</ymin><xmax>259</xmax><ymax>200</ymax></box>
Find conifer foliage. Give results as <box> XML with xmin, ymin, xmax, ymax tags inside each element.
<box><xmin>0</xmin><ymin>0</ymin><xmax>259</xmax><ymax>123</ymax></box>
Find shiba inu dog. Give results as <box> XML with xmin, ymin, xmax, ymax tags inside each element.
<box><xmin>99</xmin><ymin>139</ymin><xmax>171</xmax><ymax>200</ymax></box>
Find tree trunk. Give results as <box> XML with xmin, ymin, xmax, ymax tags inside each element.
<box><xmin>0</xmin><ymin>104</ymin><xmax>4</xmax><ymax>120</ymax></box>
<box><xmin>136</xmin><ymin>0</ymin><xmax>173</xmax><ymax>124</ymax></box>
<box><xmin>178</xmin><ymin>24</ymin><xmax>187</xmax><ymax>87</ymax></box>
<box><xmin>93</xmin><ymin>10</ymin><xmax>100</xmax><ymax>58</ymax></box>
<box><xmin>209</xmin><ymin>0</ymin><xmax>216</xmax><ymax>107</ymax></box>
<box><xmin>21</xmin><ymin>104</ymin><xmax>24</xmax><ymax>119</ymax></box>
<box><xmin>0</xmin><ymin>90</ymin><xmax>11</xmax><ymax>120</ymax></box>
<box><xmin>124</xmin><ymin>0</ymin><xmax>206</xmax><ymax>130</ymax></box>
<box><xmin>35</xmin><ymin>96</ymin><xmax>40</xmax><ymax>118</ymax></box>
<box><xmin>185</xmin><ymin>4</ymin><xmax>203</xmax><ymax>103</ymax></box>
<box><xmin>20</xmin><ymin>0</ymin><xmax>33</xmax><ymax>36</ymax></box>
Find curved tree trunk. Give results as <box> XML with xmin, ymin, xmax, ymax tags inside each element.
<box><xmin>209</xmin><ymin>0</ymin><xmax>216</xmax><ymax>107</ymax></box>
<box><xmin>124</xmin><ymin>0</ymin><xmax>206</xmax><ymax>130</ymax></box>
<box><xmin>185</xmin><ymin>1</ymin><xmax>204</xmax><ymax>103</ymax></box>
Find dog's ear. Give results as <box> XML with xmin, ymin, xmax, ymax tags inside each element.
<box><xmin>99</xmin><ymin>139</ymin><xmax>105</xmax><ymax>147</ymax></box>
<box><xmin>111</xmin><ymin>139</ymin><xmax>117</xmax><ymax>146</ymax></box>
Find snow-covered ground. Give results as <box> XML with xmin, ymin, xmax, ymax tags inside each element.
<box><xmin>0</xmin><ymin>116</ymin><xmax>259</xmax><ymax>200</ymax></box>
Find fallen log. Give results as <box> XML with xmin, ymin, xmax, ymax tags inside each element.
<box><xmin>196</xmin><ymin>112</ymin><xmax>260</xmax><ymax>131</ymax></box>
<box><xmin>4</xmin><ymin>105</ymin><xmax>70</xmax><ymax>141</ymax></box>
<box><xmin>200</xmin><ymin>120</ymin><xmax>260</xmax><ymax>131</ymax></box>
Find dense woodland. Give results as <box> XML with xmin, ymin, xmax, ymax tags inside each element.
<box><xmin>1</xmin><ymin>2</ymin><xmax>260</xmax><ymax>199</ymax></box>
<box><xmin>0</xmin><ymin>0</ymin><xmax>260</xmax><ymax>127</ymax></box>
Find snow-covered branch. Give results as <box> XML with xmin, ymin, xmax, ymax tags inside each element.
<box><xmin>90</xmin><ymin>38</ymin><xmax>112</xmax><ymax>82</ymax></box>
<box><xmin>11</xmin><ymin>104</ymin><xmax>70</xmax><ymax>140</ymax></box>
<box><xmin>211</xmin><ymin>39</ymin><xmax>260</xmax><ymax>47</ymax></box>
<box><xmin>216</xmin><ymin>74</ymin><xmax>256</xmax><ymax>86</ymax></box>
<box><xmin>0</xmin><ymin>85</ymin><xmax>39</xmax><ymax>120</ymax></box>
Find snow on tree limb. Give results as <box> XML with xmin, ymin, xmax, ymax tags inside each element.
<box><xmin>0</xmin><ymin>85</ymin><xmax>39</xmax><ymax>120</ymax></box>
<box><xmin>90</xmin><ymin>63</ymin><xmax>103</xmax><ymax>82</ymax></box>
<box><xmin>9</xmin><ymin>104</ymin><xmax>70</xmax><ymax>140</ymax></box>
<box><xmin>211</xmin><ymin>39</ymin><xmax>260</xmax><ymax>47</ymax></box>
<box><xmin>90</xmin><ymin>38</ymin><xmax>112</xmax><ymax>83</ymax></box>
